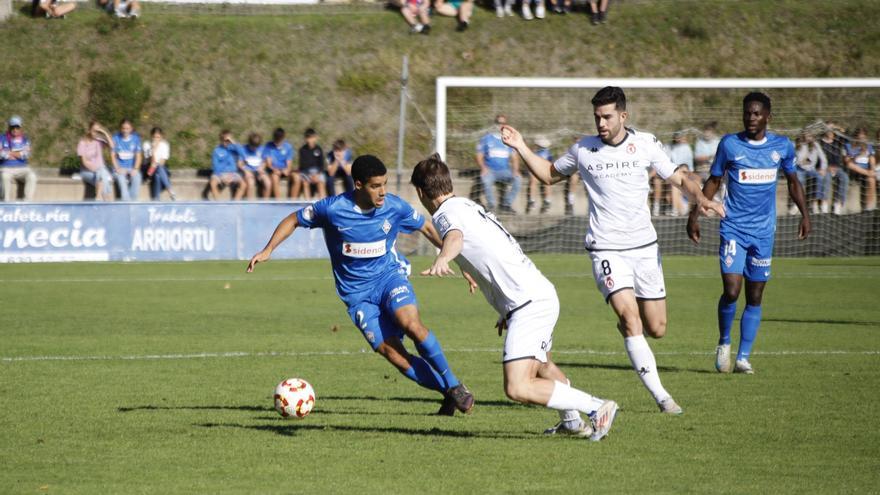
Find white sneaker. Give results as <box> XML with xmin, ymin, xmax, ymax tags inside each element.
<box><xmin>504</xmin><ymin>4</ymin><xmax>514</xmax><ymax>16</ymax></box>
<box><xmin>715</xmin><ymin>344</ymin><xmax>732</xmax><ymax>373</ymax></box>
<box><xmin>734</xmin><ymin>359</ymin><xmax>754</xmax><ymax>374</ymax></box>
<box><xmin>496</xmin><ymin>6</ymin><xmax>505</xmax><ymax>17</ymax></box>
<box><xmin>658</xmin><ymin>397</ymin><xmax>683</xmax><ymax>415</ymax></box>
<box><xmin>833</xmin><ymin>202</ymin><xmax>843</xmax><ymax>215</ymax></box>
<box><xmin>652</xmin><ymin>203</ymin><xmax>661</xmax><ymax>216</ymax></box>
<box><xmin>811</xmin><ymin>203</ymin><xmax>820</xmax><ymax>215</ymax></box>
<box><xmin>522</xmin><ymin>3</ymin><xmax>534</xmax><ymax>19</ymax></box>
<box><xmin>821</xmin><ymin>202</ymin><xmax>830</xmax><ymax>214</ymax></box>
<box><xmin>535</xmin><ymin>2</ymin><xmax>546</xmax><ymax>18</ymax></box>
<box><xmin>588</xmin><ymin>400</ymin><xmax>618</xmax><ymax>441</ymax></box>
<box><xmin>543</xmin><ymin>419</ymin><xmax>593</xmax><ymax>438</ymax></box>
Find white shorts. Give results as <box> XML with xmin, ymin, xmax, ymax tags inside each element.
<box><xmin>503</xmin><ymin>297</ymin><xmax>559</xmax><ymax>364</ymax></box>
<box><xmin>589</xmin><ymin>243</ymin><xmax>666</xmax><ymax>303</ymax></box>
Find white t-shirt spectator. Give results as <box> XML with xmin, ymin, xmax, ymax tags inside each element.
<box><xmin>796</xmin><ymin>142</ymin><xmax>827</xmax><ymax>172</ymax></box>
<box><xmin>666</xmin><ymin>142</ymin><xmax>694</xmax><ymax>172</ymax></box>
<box><xmin>143</xmin><ymin>140</ymin><xmax>170</xmax><ymax>165</ymax></box>
<box><xmin>694</xmin><ymin>135</ymin><xmax>720</xmax><ymax>174</ymax></box>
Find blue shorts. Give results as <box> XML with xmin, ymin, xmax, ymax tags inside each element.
<box><xmin>719</xmin><ymin>230</ymin><xmax>774</xmax><ymax>282</ymax></box>
<box><xmin>346</xmin><ymin>274</ymin><xmax>418</xmax><ymax>351</ymax></box>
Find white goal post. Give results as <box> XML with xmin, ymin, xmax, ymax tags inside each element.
<box><xmin>434</xmin><ymin>77</ymin><xmax>880</xmax><ymax>160</ymax></box>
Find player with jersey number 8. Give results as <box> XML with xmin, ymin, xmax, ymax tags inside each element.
<box><xmin>501</xmin><ymin>86</ymin><xmax>725</xmax><ymax>415</ymax></box>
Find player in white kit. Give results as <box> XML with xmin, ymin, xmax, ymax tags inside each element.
<box><xmin>501</xmin><ymin>86</ymin><xmax>725</xmax><ymax>414</ymax></box>
<box><xmin>411</xmin><ymin>154</ymin><xmax>618</xmax><ymax>441</ymax></box>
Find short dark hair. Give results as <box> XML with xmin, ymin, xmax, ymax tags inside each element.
<box><xmin>220</xmin><ymin>129</ymin><xmax>232</xmax><ymax>137</ymax></box>
<box><xmin>743</xmin><ymin>92</ymin><xmax>771</xmax><ymax>112</ymax></box>
<box><xmin>591</xmin><ymin>86</ymin><xmax>626</xmax><ymax>111</ymax></box>
<box><xmin>411</xmin><ymin>153</ymin><xmax>454</xmax><ymax>200</ymax></box>
<box><xmin>150</xmin><ymin>126</ymin><xmax>163</xmax><ymax>136</ymax></box>
<box><xmin>119</xmin><ymin>118</ymin><xmax>133</xmax><ymax>127</ymax></box>
<box><xmin>351</xmin><ymin>155</ymin><xmax>387</xmax><ymax>184</ymax></box>
<box><xmin>248</xmin><ymin>132</ymin><xmax>262</xmax><ymax>146</ymax></box>
<box><xmin>333</xmin><ymin>139</ymin><xmax>346</xmax><ymax>151</ymax></box>
<box><xmin>273</xmin><ymin>128</ymin><xmax>285</xmax><ymax>141</ymax></box>
<box><xmin>304</xmin><ymin>128</ymin><xmax>317</xmax><ymax>138</ymax></box>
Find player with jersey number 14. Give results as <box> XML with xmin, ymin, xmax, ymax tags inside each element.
<box><xmin>687</xmin><ymin>92</ymin><xmax>810</xmax><ymax>375</ymax></box>
<box><xmin>501</xmin><ymin>86</ymin><xmax>725</xmax><ymax>415</ymax></box>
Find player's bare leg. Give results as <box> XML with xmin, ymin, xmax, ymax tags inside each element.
<box><xmin>394</xmin><ymin>304</ymin><xmax>474</xmax><ymax>414</ymax></box>
<box><xmin>610</xmin><ymin>289</ymin><xmax>681</xmax><ymax>414</ymax></box>
<box><xmin>505</xmin><ymin>358</ymin><xmax>616</xmax><ymax>440</ymax></box>
<box><xmin>638</xmin><ymin>298</ymin><xmax>667</xmax><ymax>339</ymax></box>
<box><xmin>232</xmin><ymin>179</ymin><xmax>246</xmax><ymax>200</ymax></box>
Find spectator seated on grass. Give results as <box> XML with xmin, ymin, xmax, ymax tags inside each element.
<box><xmin>98</xmin><ymin>0</ymin><xmax>140</xmax><ymax>18</ymax></box>
<box><xmin>476</xmin><ymin>114</ymin><xmax>521</xmax><ymax>214</ymax></box>
<box><xmin>77</xmin><ymin>121</ymin><xmax>115</xmax><ymax>201</ymax></box>
<box><xmin>209</xmin><ymin>129</ymin><xmax>246</xmax><ymax>201</ymax></box>
<box><xmin>845</xmin><ymin>127</ymin><xmax>877</xmax><ymax>211</ymax></box>
<box><xmin>241</xmin><ymin>132</ymin><xmax>272</xmax><ymax>200</ymax></box>
<box><xmin>143</xmin><ymin>126</ymin><xmax>176</xmax><ymax>201</ymax></box>
<box><xmin>393</xmin><ymin>0</ymin><xmax>431</xmax><ymax>35</ymax></box>
<box><xmin>494</xmin><ymin>0</ymin><xmax>514</xmax><ymax>18</ymax></box>
<box><xmin>794</xmin><ymin>132</ymin><xmax>828</xmax><ymax>215</ymax></box>
<box><xmin>433</xmin><ymin>0</ymin><xmax>474</xmax><ymax>31</ymax></box>
<box><xmin>326</xmin><ymin>139</ymin><xmax>354</xmax><ymax>196</ymax></box>
<box><xmin>33</xmin><ymin>0</ymin><xmax>75</xmax><ymax>19</ymax></box>
<box><xmin>819</xmin><ymin>121</ymin><xmax>849</xmax><ymax>215</ymax></box>
<box><xmin>519</xmin><ymin>0</ymin><xmax>546</xmax><ymax>20</ymax></box>
<box><xmin>548</xmin><ymin>0</ymin><xmax>571</xmax><ymax>15</ymax></box>
<box><xmin>0</xmin><ymin>116</ymin><xmax>38</xmax><ymax>202</ymax></box>
<box><xmin>264</xmin><ymin>127</ymin><xmax>298</xmax><ymax>199</ymax></box>
<box><xmin>296</xmin><ymin>128</ymin><xmax>327</xmax><ymax>200</ymax></box>
<box><xmin>111</xmin><ymin>119</ymin><xmax>143</xmax><ymax>201</ymax></box>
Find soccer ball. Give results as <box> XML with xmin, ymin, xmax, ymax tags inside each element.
<box><xmin>273</xmin><ymin>378</ymin><xmax>316</xmax><ymax>419</ymax></box>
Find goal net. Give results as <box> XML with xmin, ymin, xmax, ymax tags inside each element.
<box><xmin>429</xmin><ymin>77</ymin><xmax>880</xmax><ymax>257</ymax></box>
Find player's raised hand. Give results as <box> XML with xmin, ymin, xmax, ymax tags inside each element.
<box><xmin>421</xmin><ymin>257</ymin><xmax>455</xmax><ymax>277</ymax></box>
<box><xmin>246</xmin><ymin>249</ymin><xmax>271</xmax><ymax>273</ymax></box>
<box><xmin>500</xmin><ymin>125</ymin><xmax>525</xmax><ymax>150</ymax></box>
<box><xmin>697</xmin><ymin>198</ymin><xmax>726</xmax><ymax>218</ymax></box>
<box><xmin>798</xmin><ymin>214</ymin><xmax>811</xmax><ymax>240</ymax></box>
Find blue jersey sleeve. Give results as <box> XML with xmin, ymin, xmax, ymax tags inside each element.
<box><xmin>211</xmin><ymin>148</ymin><xmax>223</xmax><ymax>172</ymax></box>
<box><xmin>709</xmin><ymin>137</ymin><xmax>728</xmax><ymax>177</ymax></box>
<box><xmin>396</xmin><ymin>199</ymin><xmax>425</xmax><ymax>233</ymax></box>
<box><xmin>780</xmin><ymin>138</ymin><xmax>797</xmax><ymax>175</ymax></box>
<box><xmin>296</xmin><ymin>198</ymin><xmax>330</xmax><ymax>229</ymax></box>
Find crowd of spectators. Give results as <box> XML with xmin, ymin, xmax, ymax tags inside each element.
<box><xmin>31</xmin><ymin>0</ymin><xmax>140</xmax><ymax>19</ymax></box>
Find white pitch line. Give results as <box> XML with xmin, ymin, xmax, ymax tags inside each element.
<box><xmin>2</xmin><ymin>348</ymin><xmax>878</xmax><ymax>363</ymax></box>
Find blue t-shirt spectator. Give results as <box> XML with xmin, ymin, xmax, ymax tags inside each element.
<box><xmin>241</xmin><ymin>144</ymin><xmax>266</xmax><ymax>173</ymax></box>
<box><xmin>265</xmin><ymin>140</ymin><xmax>294</xmax><ymax>170</ymax></box>
<box><xmin>477</xmin><ymin>133</ymin><xmax>513</xmax><ymax>171</ymax></box>
<box><xmin>112</xmin><ymin>132</ymin><xmax>142</xmax><ymax>169</ymax></box>
<box><xmin>327</xmin><ymin>147</ymin><xmax>353</xmax><ymax>168</ymax></box>
<box><xmin>845</xmin><ymin>142</ymin><xmax>875</xmax><ymax>170</ymax></box>
<box><xmin>212</xmin><ymin>143</ymin><xmax>243</xmax><ymax>175</ymax></box>
<box><xmin>1</xmin><ymin>133</ymin><xmax>31</xmax><ymax>167</ymax></box>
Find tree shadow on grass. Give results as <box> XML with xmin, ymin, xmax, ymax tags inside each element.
<box><xmin>763</xmin><ymin>318</ymin><xmax>880</xmax><ymax>327</ymax></box>
<box><xmin>554</xmin><ymin>361</ymin><xmax>716</xmax><ymax>375</ymax></box>
<box><xmin>195</xmin><ymin>422</ymin><xmax>538</xmax><ymax>440</ymax></box>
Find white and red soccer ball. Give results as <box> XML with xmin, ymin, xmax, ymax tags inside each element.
<box><xmin>274</xmin><ymin>378</ymin><xmax>316</xmax><ymax>419</ymax></box>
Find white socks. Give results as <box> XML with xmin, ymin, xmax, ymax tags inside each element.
<box><xmin>546</xmin><ymin>380</ymin><xmax>604</xmax><ymax>415</ymax></box>
<box><xmin>624</xmin><ymin>334</ymin><xmax>670</xmax><ymax>404</ymax></box>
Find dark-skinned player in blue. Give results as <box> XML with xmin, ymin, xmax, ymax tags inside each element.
<box><xmin>248</xmin><ymin>155</ymin><xmax>474</xmax><ymax>414</ymax></box>
<box><xmin>687</xmin><ymin>92</ymin><xmax>811</xmax><ymax>374</ymax></box>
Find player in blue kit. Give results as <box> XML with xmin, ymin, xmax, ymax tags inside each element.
<box><xmin>247</xmin><ymin>155</ymin><xmax>475</xmax><ymax>415</ymax></box>
<box><xmin>687</xmin><ymin>92</ymin><xmax>811</xmax><ymax>374</ymax></box>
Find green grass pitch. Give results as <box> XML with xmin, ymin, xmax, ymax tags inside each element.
<box><xmin>2</xmin><ymin>255</ymin><xmax>879</xmax><ymax>493</ymax></box>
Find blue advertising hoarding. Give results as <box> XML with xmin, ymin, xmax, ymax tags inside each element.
<box><xmin>0</xmin><ymin>202</ymin><xmax>328</xmax><ymax>262</ymax></box>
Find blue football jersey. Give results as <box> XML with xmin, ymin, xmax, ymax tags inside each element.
<box><xmin>112</xmin><ymin>133</ymin><xmax>142</xmax><ymax>169</ymax></box>
<box><xmin>296</xmin><ymin>192</ymin><xmax>425</xmax><ymax>300</ymax></box>
<box><xmin>477</xmin><ymin>133</ymin><xmax>513</xmax><ymax>171</ymax></box>
<box><xmin>710</xmin><ymin>132</ymin><xmax>796</xmax><ymax>238</ymax></box>
<box><xmin>241</xmin><ymin>144</ymin><xmax>266</xmax><ymax>172</ymax></box>
<box><xmin>536</xmin><ymin>148</ymin><xmax>553</xmax><ymax>162</ymax></box>
<box><xmin>265</xmin><ymin>140</ymin><xmax>294</xmax><ymax>170</ymax></box>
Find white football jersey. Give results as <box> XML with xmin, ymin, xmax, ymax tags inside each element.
<box><xmin>433</xmin><ymin>197</ymin><xmax>555</xmax><ymax>316</ymax></box>
<box><xmin>554</xmin><ymin>129</ymin><xmax>678</xmax><ymax>251</ymax></box>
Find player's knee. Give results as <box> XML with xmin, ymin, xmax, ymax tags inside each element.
<box><xmin>645</xmin><ymin>319</ymin><xmax>667</xmax><ymax>339</ymax></box>
<box><xmin>503</xmin><ymin>380</ymin><xmax>529</xmax><ymax>404</ymax></box>
<box><xmin>722</xmin><ymin>287</ymin><xmax>740</xmax><ymax>302</ymax></box>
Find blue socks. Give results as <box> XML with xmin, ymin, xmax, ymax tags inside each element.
<box><xmin>717</xmin><ymin>296</ymin><xmax>737</xmax><ymax>345</ymax></box>
<box><xmin>415</xmin><ymin>331</ymin><xmax>460</xmax><ymax>389</ymax></box>
<box><xmin>402</xmin><ymin>357</ymin><xmax>446</xmax><ymax>392</ymax></box>
<box><xmin>737</xmin><ymin>305</ymin><xmax>762</xmax><ymax>361</ymax></box>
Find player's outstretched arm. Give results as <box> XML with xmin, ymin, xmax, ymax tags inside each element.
<box><xmin>784</xmin><ymin>171</ymin><xmax>811</xmax><ymax>239</ymax></box>
<box><xmin>669</xmin><ymin>167</ymin><xmax>725</xmax><ymax>218</ymax></box>
<box><xmin>686</xmin><ymin>175</ymin><xmax>723</xmax><ymax>245</ymax></box>
<box><xmin>500</xmin><ymin>125</ymin><xmax>566</xmax><ymax>185</ymax></box>
<box><xmin>421</xmin><ymin>229</ymin><xmax>462</xmax><ymax>278</ymax></box>
<box><xmin>247</xmin><ymin>212</ymin><xmax>301</xmax><ymax>272</ymax></box>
